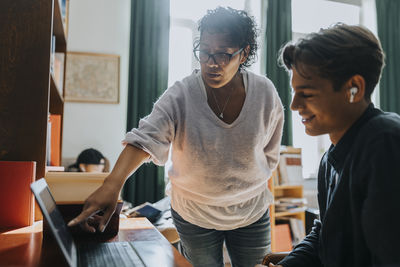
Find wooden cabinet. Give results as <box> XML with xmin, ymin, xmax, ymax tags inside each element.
<box><xmin>0</xmin><ymin>0</ymin><xmax>69</xmax><ymax>180</ymax></box>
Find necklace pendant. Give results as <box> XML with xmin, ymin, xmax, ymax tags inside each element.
<box><xmin>219</xmin><ymin>113</ymin><xmax>224</xmax><ymax>118</ymax></box>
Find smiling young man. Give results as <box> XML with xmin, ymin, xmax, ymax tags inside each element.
<box><xmin>269</xmin><ymin>24</ymin><xmax>400</xmax><ymax>267</ymax></box>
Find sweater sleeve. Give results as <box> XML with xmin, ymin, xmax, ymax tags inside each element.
<box><xmin>123</xmin><ymin>89</ymin><xmax>177</xmax><ymax>166</ymax></box>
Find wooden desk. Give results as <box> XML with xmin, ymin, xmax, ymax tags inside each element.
<box><xmin>0</xmin><ymin>218</ymin><xmax>192</xmax><ymax>267</ymax></box>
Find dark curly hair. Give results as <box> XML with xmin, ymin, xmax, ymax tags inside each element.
<box><xmin>196</xmin><ymin>6</ymin><xmax>258</xmax><ymax>70</ymax></box>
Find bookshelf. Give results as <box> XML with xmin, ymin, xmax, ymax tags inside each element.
<box><xmin>270</xmin><ymin>147</ymin><xmax>306</xmax><ymax>252</ymax></box>
<box><xmin>270</xmin><ymin>178</ymin><xmax>305</xmax><ymax>252</ymax></box>
<box><xmin>0</xmin><ymin>0</ymin><xmax>69</xmax><ymax>180</ymax></box>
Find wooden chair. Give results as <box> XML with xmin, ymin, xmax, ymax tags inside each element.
<box><xmin>261</xmin><ymin>252</ymin><xmax>290</xmax><ymax>265</ymax></box>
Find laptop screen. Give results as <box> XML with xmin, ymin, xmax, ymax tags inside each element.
<box><xmin>31</xmin><ymin>178</ymin><xmax>77</xmax><ymax>267</ymax></box>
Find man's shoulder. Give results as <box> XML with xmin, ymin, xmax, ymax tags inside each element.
<box><xmin>352</xmin><ymin>110</ymin><xmax>400</xmax><ymax>156</ymax></box>
<box><xmin>363</xmin><ymin>110</ymin><xmax>400</xmax><ymax>138</ymax></box>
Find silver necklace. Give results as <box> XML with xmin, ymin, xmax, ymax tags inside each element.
<box><xmin>209</xmin><ymin>86</ymin><xmax>235</xmax><ymax>119</ymax></box>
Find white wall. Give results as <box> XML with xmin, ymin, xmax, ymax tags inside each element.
<box><xmin>62</xmin><ymin>0</ymin><xmax>131</xmax><ymax>168</ymax></box>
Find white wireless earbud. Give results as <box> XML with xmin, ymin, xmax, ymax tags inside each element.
<box><xmin>349</xmin><ymin>87</ymin><xmax>358</xmax><ymax>103</ymax></box>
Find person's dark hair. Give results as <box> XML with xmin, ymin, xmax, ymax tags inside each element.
<box><xmin>279</xmin><ymin>23</ymin><xmax>385</xmax><ymax>100</ymax></box>
<box><xmin>196</xmin><ymin>6</ymin><xmax>258</xmax><ymax>70</ymax></box>
<box><xmin>67</xmin><ymin>148</ymin><xmax>108</xmax><ymax>172</ymax></box>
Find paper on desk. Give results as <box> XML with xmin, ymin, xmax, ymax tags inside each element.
<box><xmin>119</xmin><ymin>218</ymin><xmax>154</xmax><ymax>230</ymax></box>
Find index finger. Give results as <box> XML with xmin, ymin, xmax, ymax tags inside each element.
<box><xmin>67</xmin><ymin>206</ymin><xmax>100</xmax><ymax>227</ymax></box>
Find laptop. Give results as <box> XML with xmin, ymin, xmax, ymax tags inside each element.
<box><xmin>31</xmin><ymin>178</ymin><xmax>170</xmax><ymax>267</ymax></box>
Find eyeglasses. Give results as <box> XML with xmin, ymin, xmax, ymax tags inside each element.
<box><xmin>193</xmin><ymin>48</ymin><xmax>243</xmax><ymax>66</ymax></box>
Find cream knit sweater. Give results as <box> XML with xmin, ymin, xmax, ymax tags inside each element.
<box><xmin>123</xmin><ymin>69</ymin><xmax>284</xmax><ymax>230</ymax></box>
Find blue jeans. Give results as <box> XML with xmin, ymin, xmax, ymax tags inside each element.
<box><xmin>171</xmin><ymin>209</ymin><xmax>271</xmax><ymax>267</ymax></box>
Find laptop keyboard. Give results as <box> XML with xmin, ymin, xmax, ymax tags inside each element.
<box><xmin>79</xmin><ymin>242</ymin><xmax>145</xmax><ymax>267</ymax></box>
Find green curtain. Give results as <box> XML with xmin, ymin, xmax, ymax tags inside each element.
<box><xmin>376</xmin><ymin>0</ymin><xmax>400</xmax><ymax>114</ymax></box>
<box><xmin>122</xmin><ymin>0</ymin><xmax>170</xmax><ymax>206</ymax></box>
<box><xmin>263</xmin><ymin>0</ymin><xmax>293</xmax><ymax>145</ymax></box>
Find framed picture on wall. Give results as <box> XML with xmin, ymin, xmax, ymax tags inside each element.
<box><xmin>64</xmin><ymin>52</ymin><xmax>120</xmax><ymax>103</ymax></box>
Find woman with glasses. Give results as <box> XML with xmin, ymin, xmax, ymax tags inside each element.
<box><xmin>69</xmin><ymin>7</ymin><xmax>284</xmax><ymax>267</ymax></box>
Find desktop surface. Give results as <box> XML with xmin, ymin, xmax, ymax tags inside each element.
<box><xmin>0</xmin><ymin>218</ymin><xmax>192</xmax><ymax>267</ymax></box>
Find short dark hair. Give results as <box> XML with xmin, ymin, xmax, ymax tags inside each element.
<box><xmin>279</xmin><ymin>23</ymin><xmax>385</xmax><ymax>100</ymax></box>
<box><xmin>197</xmin><ymin>6</ymin><xmax>258</xmax><ymax>69</ymax></box>
<box><xmin>77</xmin><ymin>148</ymin><xmax>105</xmax><ymax>165</ymax></box>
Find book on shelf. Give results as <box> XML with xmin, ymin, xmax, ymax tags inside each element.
<box><xmin>289</xmin><ymin>218</ymin><xmax>306</xmax><ymax>246</ymax></box>
<box><xmin>0</xmin><ymin>161</ymin><xmax>36</xmax><ymax>228</ymax></box>
<box><xmin>276</xmin><ymin>217</ymin><xmax>306</xmax><ymax>247</ymax></box>
<box><xmin>50</xmin><ymin>35</ymin><xmax>56</xmax><ymax>75</ymax></box>
<box><xmin>278</xmin><ymin>147</ymin><xmax>303</xmax><ymax>185</ymax></box>
<box><xmin>275</xmin><ymin>197</ymin><xmax>307</xmax><ymax>212</ymax></box>
<box><xmin>46</xmin><ymin>116</ymin><xmax>52</xmax><ymax>166</ymax></box>
<box><xmin>49</xmin><ymin>114</ymin><xmax>62</xmax><ymax>166</ymax></box>
<box><xmin>59</xmin><ymin>0</ymin><xmax>67</xmax><ymax>25</ymax></box>
<box><xmin>53</xmin><ymin>52</ymin><xmax>65</xmax><ymax>93</ymax></box>
<box><xmin>275</xmin><ymin>203</ymin><xmax>302</xmax><ymax>212</ymax></box>
<box><xmin>275</xmin><ymin>207</ymin><xmax>307</xmax><ymax>214</ymax></box>
<box><xmin>276</xmin><ymin>197</ymin><xmax>307</xmax><ymax>204</ymax></box>
<box><xmin>274</xmin><ymin>223</ymin><xmax>293</xmax><ymax>252</ymax></box>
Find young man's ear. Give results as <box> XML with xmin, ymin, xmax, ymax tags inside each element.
<box><xmin>346</xmin><ymin>75</ymin><xmax>366</xmax><ymax>104</ymax></box>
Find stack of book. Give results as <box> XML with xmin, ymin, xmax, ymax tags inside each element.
<box><xmin>0</xmin><ymin>161</ymin><xmax>36</xmax><ymax>228</ymax></box>
<box><xmin>275</xmin><ymin>197</ymin><xmax>307</xmax><ymax>213</ymax></box>
<box><xmin>274</xmin><ymin>223</ymin><xmax>293</xmax><ymax>252</ymax></box>
<box><xmin>277</xmin><ymin>146</ymin><xmax>303</xmax><ymax>185</ymax></box>
<box><xmin>276</xmin><ymin>217</ymin><xmax>306</xmax><ymax>247</ymax></box>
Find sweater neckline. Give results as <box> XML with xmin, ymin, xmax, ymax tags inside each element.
<box><xmin>196</xmin><ymin>70</ymin><xmax>249</xmax><ymax>128</ymax></box>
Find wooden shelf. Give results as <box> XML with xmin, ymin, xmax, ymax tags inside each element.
<box><xmin>1</xmin><ymin>0</ymin><xmax>69</xmax><ymax>223</ymax></box>
<box><xmin>274</xmin><ymin>184</ymin><xmax>303</xmax><ymax>198</ymax></box>
<box><xmin>275</xmin><ymin>207</ymin><xmax>307</xmax><ymax>217</ymax></box>
<box><xmin>50</xmin><ymin>75</ymin><xmax>64</xmax><ymax>115</ymax></box>
<box><xmin>275</xmin><ymin>184</ymin><xmax>303</xmax><ymax>190</ymax></box>
<box><xmin>280</xmin><ymin>146</ymin><xmax>301</xmax><ymax>154</ymax></box>
<box><xmin>270</xmin><ymin>166</ymin><xmax>306</xmax><ymax>252</ymax></box>
<box><xmin>0</xmin><ymin>0</ymin><xmax>69</xmax><ymax>180</ymax></box>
